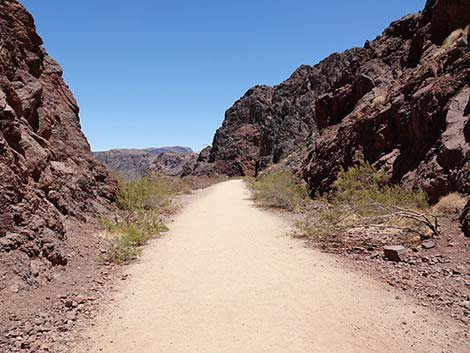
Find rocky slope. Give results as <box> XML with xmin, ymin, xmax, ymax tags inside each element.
<box><xmin>196</xmin><ymin>0</ymin><xmax>470</xmax><ymax>230</ymax></box>
<box><xmin>0</xmin><ymin>0</ymin><xmax>117</xmax><ymax>293</ymax></box>
<box><xmin>148</xmin><ymin>152</ymin><xmax>197</xmax><ymax>177</ymax></box>
<box><xmin>94</xmin><ymin>146</ymin><xmax>196</xmax><ymax>178</ymax></box>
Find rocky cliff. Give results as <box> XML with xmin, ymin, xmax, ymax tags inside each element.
<box><xmin>302</xmin><ymin>0</ymin><xmax>470</xmax><ymax>204</ymax></box>
<box><xmin>0</xmin><ymin>0</ymin><xmax>117</xmax><ymax>292</ymax></box>
<box><xmin>196</xmin><ymin>0</ymin><xmax>470</xmax><ymax>230</ymax></box>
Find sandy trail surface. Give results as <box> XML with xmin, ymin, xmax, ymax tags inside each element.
<box><xmin>75</xmin><ymin>180</ymin><xmax>467</xmax><ymax>353</ymax></box>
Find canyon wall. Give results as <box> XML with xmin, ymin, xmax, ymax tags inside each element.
<box><xmin>196</xmin><ymin>0</ymin><xmax>470</xmax><ymax>231</ymax></box>
<box><xmin>0</xmin><ymin>0</ymin><xmax>117</xmax><ymax>291</ymax></box>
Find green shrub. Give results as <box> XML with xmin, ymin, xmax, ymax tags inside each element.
<box><xmin>247</xmin><ymin>170</ymin><xmax>308</xmax><ymax>210</ymax></box>
<box><xmin>117</xmin><ymin>176</ymin><xmax>172</xmax><ymax>212</ymax></box>
<box><xmin>300</xmin><ymin>161</ymin><xmax>436</xmax><ymax>242</ymax></box>
<box><xmin>100</xmin><ymin>175</ymin><xmax>175</xmax><ymax>263</ymax></box>
<box><xmin>101</xmin><ymin>210</ymin><xmax>167</xmax><ymax>263</ymax></box>
<box><xmin>331</xmin><ymin>161</ymin><xmax>428</xmax><ymax>211</ymax></box>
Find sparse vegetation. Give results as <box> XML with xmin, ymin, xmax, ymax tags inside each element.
<box><xmin>117</xmin><ymin>176</ymin><xmax>173</xmax><ymax>212</ymax></box>
<box><xmin>433</xmin><ymin>25</ymin><xmax>470</xmax><ymax>59</ymax></box>
<box><xmin>101</xmin><ymin>176</ymin><xmax>174</xmax><ymax>263</ymax></box>
<box><xmin>299</xmin><ymin>161</ymin><xmax>438</xmax><ymax>243</ymax></box>
<box><xmin>101</xmin><ymin>175</ymin><xmax>222</xmax><ymax>263</ymax></box>
<box><xmin>433</xmin><ymin>192</ymin><xmax>467</xmax><ymax>216</ymax></box>
<box><xmin>331</xmin><ymin>161</ymin><xmax>428</xmax><ymax>211</ymax></box>
<box><xmin>443</xmin><ymin>25</ymin><xmax>469</xmax><ymax>47</ymax></box>
<box><xmin>246</xmin><ymin>169</ymin><xmax>308</xmax><ymax>210</ymax></box>
<box><xmin>100</xmin><ymin>211</ymin><xmax>166</xmax><ymax>263</ymax></box>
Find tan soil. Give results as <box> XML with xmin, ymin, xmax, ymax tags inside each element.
<box><xmin>73</xmin><ymin>180</ymin><xmax>467</xmax><ymax>353</ymax></box>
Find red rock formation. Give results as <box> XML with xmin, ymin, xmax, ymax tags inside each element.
<box><xmin>302</xmin><ymin>0</ymin><xmax>470</xmax><ymax>203</ymax></box>
<box><xmin>198</xmin><ymin>0</ymin><xmax>469</xmax><ymax>230</ymax></box>
<box><xmin>0</xmin><ymin>0</ymin><xmax>117</xmax><ymax>292</ymax></box>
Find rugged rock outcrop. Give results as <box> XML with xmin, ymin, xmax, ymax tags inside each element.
<box><xmin>0</xmin><ymin>0</ymin><xmax>117</xmax><ymax>292</ymax></box>
<box><xmin>197</xmin><ymin>0</ymin><xmax>470</xmax><ymax>230</ymax></box>
<box><xmin>302</xmin><ymin>0</ymin><xmax>470</xmax><ymax>204</ymax></box>
<box><xmin>148</xmin><ymin>152</ymin><xmax>197</xmax><ymax>177</ymax></box>
<box><xmin>94</xmin><ymin>149</ymin><xmax>154</xmax><ymax>179</ymax></box>
<box><xmin>197</xmin><ymin>49</ymin><xmax>383</xmax><ymax>177</ymax></box>
<box><xmin>461</xmin><ymin>200</ymin><xmax>470</xmax><ymax>237</ymax></box>
<box><xmin>94</xmin><ymin>146</ymin><xmax>197</xmax><ymax>178</ymax></box>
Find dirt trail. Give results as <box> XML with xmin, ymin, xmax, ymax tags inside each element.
<box><xmin>75</xmin><ymin>180</ymin><xmax>467</xmax><ymax>353</ymax></box>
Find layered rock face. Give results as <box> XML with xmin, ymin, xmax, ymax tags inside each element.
<box><xmin>94</xmin><ymin>146</ymin><xmax>197</xmax><ymax>178</ymax></box>
<box><xmin>198</xmin><ymin>46</ymin><xmax>386</xmax><ymax>177</ymax></box>
<box><xmin>0</xmin><ymin>0</ymin><xmax>117</xmax><ymax>291</ymax></box>
<box><xmin>198</xmin><ymin>0</ymin><xmax>469</xmax><ymax>228</ymax></box>
<box><xmin>302</xmin><ymin>0</ymin><xmax>470</xmax><ymax>204</ymax></box>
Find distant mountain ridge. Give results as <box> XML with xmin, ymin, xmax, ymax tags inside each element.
<box><xmin>94</xmin><ymin>146</ymin><xmax>194</xmax><ymax>155</ymax></box>
<box><xmin>94</xmin><ymin>146</ymin><xmax>197</xmax><ymax>178</ymax></box>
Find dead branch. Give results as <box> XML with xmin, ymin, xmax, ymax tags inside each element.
<box><xmin>370</xmin><ymin>202</ymin><xmax>440</xmax><ymax>237</ymax></box>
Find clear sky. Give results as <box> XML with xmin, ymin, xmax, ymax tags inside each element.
<box><xmin>21</xmin><ymin>0</ymin><xmax>426</xmax><ymax>152</ymax></box>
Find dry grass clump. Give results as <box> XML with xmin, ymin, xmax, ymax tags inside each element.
<box><xmin>299</xmin><ymin>161</ymin><xmax>438</xmax><ymax>243</ymax></box>
<box><xmin>443</xmin><ymin>25</ymin><xmax>469</xmax><ymax>47</ymax></box>
<box><xmin>246</xmin><ymin>169</ymin><xmax>308</xmax><ymax>211</ymax></box>
<box><xmin>372</xmin><ymin>95</ymin><xmax>386</xmax><ymax>106</ymax></box>
<box><xmin>433</xmin><ymin>25</ymin><xmax>469</xmax><ymax>59</ymax></box>
<box><xmin>433</xmin><ymin>193</ymin><xmax>467</xmax><ymax>216</ymax></box>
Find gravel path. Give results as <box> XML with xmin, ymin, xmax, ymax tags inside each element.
<box><xmin>74</xmin><ymin>180</ymin><xmax>467</xmax><ymax>353</ymax></box>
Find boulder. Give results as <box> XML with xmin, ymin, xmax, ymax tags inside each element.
<box><xmin>383</xmin><ymin>245</ymin><xmax>408</xmax><ymax>262</ymax></box>
<box><xmin>421</xmin><ymin>240</ymin><xmax>437</xmax><ymax>250</ymax></box>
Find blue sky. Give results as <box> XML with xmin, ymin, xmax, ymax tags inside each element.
<box><xmin>21</xmin><ymin>0</ymin><xmax>425</xmax><ymax>152</ymax></box>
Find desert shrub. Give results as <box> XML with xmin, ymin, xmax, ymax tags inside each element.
<box><xmin>118</xmin><ymin>176</ymin><xmax>172</xmax><ymax>212</ymax></box>
<box><xmin>247</xmin><ymin>170</ymin><xmax>308</xmax><ymax>210</ymax></box>
<box><xmin>166</xmin><ymin>177</ymin><xmax>193</xmax><ymax>195</ymax></box>
<box><xmin>300</xmin><ymin>161</ymin><xmax>437</xmax><ymax>242</ymax></box>
<box><xmin>100</xmin><ymin>210</ymin><xmax>167</xmax><ymax>263</ymax></box>
<box><xmin>157</xmin><ymin>176</ymin><xmax>193</xmax><ymax>195</ymax></box>
<box><xmin>180</xmin><ymin>175</ymin><xmax>227</xmax><ymax>191</ymax></box>
<box><xmin>101</xmin><ymin>175</ymin><xmax>175</xmax><ymax>263</ymax></box>
<box><xmin>332</xmin><ymin>161</ymin><xmax>428</xmax><ymax>211</ymax></box>
<box><xmin>433</xmin><ymin>193</ymin><xmax>467</xmax><ymax>216</ymax></box>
